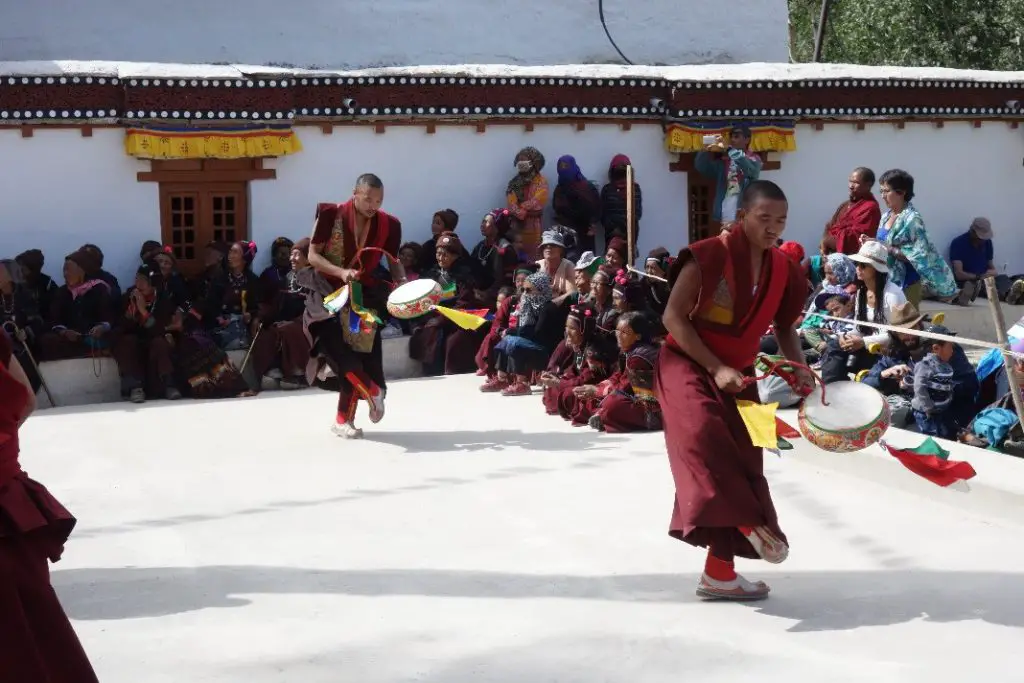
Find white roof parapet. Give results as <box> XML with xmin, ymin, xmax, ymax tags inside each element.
<box><xmin>1</xmin><ymin>60</ymin><xmax>1024</xmax><ymax>84</ymax></box>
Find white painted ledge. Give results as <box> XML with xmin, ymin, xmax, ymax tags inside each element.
<box><xmin>34</xmin><ymin>334</ymin><xmax>421</xmax><ymax>408</ymax></box>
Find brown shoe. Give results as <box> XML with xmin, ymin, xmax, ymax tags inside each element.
<box><xmin>696</xmin><ymin>573</ymin><xmax>770</xmax><ymax>601</ymax></box>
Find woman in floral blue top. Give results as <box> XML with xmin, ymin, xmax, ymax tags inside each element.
<box><xmin>871</xmin><ymin>169</ymin><xmax>956</xmax><ymax>306</ymax></box>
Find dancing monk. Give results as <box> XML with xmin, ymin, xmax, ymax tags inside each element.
<box><xmin>657</xmin><ymin>180</ymin><xmax>811</xmax><ymax>601</ymax></box>
<box><xmin>305</xmin><ymin>173</ymin><xmax>406</xmax><ymax>438</ymax></box>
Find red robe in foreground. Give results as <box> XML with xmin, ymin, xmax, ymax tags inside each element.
<box><xmin>656</xmin><ymin>228</ymin><xmax>805</xmax><ymax>559</ymax></box>
<box><xmin>0</xmin><ymin>333</ymin><xmax>99</xmax><ymax>682</ymax></box>
<box><xmin>826</xmin><ymin>196</ymin><xmax>881</xmax><ymax>255</ymax></box>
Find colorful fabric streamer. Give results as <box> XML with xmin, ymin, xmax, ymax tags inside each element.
<box><xmin>879</xmin><ymin>438</ymin><xmax>977</xmax><ymax>491</ymax></box>
<box><xmin>434</xmin><ymin>305</ymin><xmax>489</xmax><ymax>331</ymax></box>
<box><xmin>736</xmin><ymin>399</ymin><xmax>779</xmax><ymax>448</ymax></box>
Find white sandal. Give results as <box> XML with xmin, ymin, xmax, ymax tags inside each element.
<box><xmin>696</xmin><ymin>573</ymin><xmax>770</xmax><ymax>601</ymax></box>
<box><xmin>331</xmin><ymin>421</ymin><xmax>364</xmax><ymax>439</ymax></box>
<box><xmin>743</xmin><ymin>526</ymin><xmax>790</xmax><ymax>564</ymax></box>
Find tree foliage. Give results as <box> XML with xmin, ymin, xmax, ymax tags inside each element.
<box><xmin>789</xmin><ymin>0</ymin><xmax>1024</xmax><ymax>70</ymax></box>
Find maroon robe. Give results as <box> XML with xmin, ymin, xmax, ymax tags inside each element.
<box><xmin>540</xmin><ymin>341</ymin><xmax>579</xmax><ymax>414</ymax></box>
<box><xmin>826</xmin><ymin>196</ymin><xmax>881</xmax><ymax>255</ymax></box>
<box><xmin>656</xmin><ymin>227</ymin><xmax>806</xmax><ymax>559</ymax></box>
<box><xmin>476</xmin><ymin>295</ymin><xmax>515</xmax><ymax>375</ymax></box>
<box><xmin>599</xmin><ymin>343</ymin><xmax>662</xmax><ymax>433</ymax></box>
<box><xmin>0</xmin><ymin>332</ymin><xmax>99</xmax><ymax>682</ymax></box>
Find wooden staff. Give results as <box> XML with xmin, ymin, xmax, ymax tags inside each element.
<box><xmin>625</xmin><ymin>164</ymin><xmax>635</xmax><ymax>266</ymax></box>
<box><xmin>983</xmin><ymin>275</ymin><xmax>1024</xmax><ymax>429</ymax></box>
<box><xmin>627</xmin><ymin>265</ymin><xmax>668</xmax><ymax>282</ymax></box>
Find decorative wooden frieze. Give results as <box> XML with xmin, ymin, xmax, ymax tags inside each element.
<box><xmin>2</xmin><ymin>65</ymin><xmax>1024</xmax><ymax>125</ymax></box>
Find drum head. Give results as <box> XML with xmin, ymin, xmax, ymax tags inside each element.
<box><xmin>389</xmin><ymin>278</ymin><xmax>440</xmax><ymax>304</ymax></box>
<box><xmin>802</xmin><ymin>382</ymin><xmax>884</xmax><ymax>431</ymax></box>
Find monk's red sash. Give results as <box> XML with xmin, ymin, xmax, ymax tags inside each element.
<box><xmin>667</xmin><ymin>246</ymin><xmax>789</xmax><ymax>370</ymax></box>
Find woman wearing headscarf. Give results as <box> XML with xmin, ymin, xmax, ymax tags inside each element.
<box><xmin>552</xmin><ymin>155</ymin><xmax>602</xmax><ymax>255</ymax></box>
<box><xmin>506</xmin><ymin>146</ymin><xmax>549</xmax><ymax>260</ymax></box>
<box><xmin>604</xmin><ymin>236</ymin><xmax>629</xmax><ymax>273</ymax></box>
<box><xmin>37</xmin><ymin>249</ymin><xmax>115</xmax><ymax>361</ymax></box>
<box><xmin>208</xmin><ymin>241</ymin><xmax>262</xmax><ymax>351</ymax></box>
<box><xmin>540</xmin><ymin>302</ymin><xmax>597</xmax><ymax>414</ymax></box>
<box><xmin>0</xmin><ymin>323</ymin><xmax>99</xmax><ymax>682</ymax></box>
<box><xmin>111</xmin><ymin>262</ymin><xmax>182</xmax><ymax>403</ymax></box>
<box><xmin>600</xmin><ymin>154</ymin><xmax>643</xmax><ymax>251</ymax></box>
<box><xmin>409</xmin><ymin>232</ymin><xmax>487</xmax><ymax>376</ymax></box>
<box><xmin>259</xmin><ymin>236</ymin><xmax>295</xmax><ymax>305</ymax></box>
<box><xmin>482</xmin><ymin>271</ymin><xmax>560</xmax><ymax>396</ymax></box>
<box><xmin>475</xmin><ymin>266</ymin><xmax>533</xmax><ymax>378</ymax></box>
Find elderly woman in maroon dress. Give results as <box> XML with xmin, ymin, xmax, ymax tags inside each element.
<box><xmin>0</xmin><ymin>319</ymin><xmax>99</xmax><ymax>680</ymax></box>
<box><xmin>590</xmin><ymin>311</ymin><xmax>662</xmax><ymax>433</ymax></box>
<box><xmin>540</xmin><ymin>303</ymin><xmax>595</xmax><ymax>414</ymax></box>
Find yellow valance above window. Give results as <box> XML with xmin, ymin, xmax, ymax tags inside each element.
<box><xmin>124</xmin><ymin>124</ymin><xmax>302</xmax><ymax>160</ymax></box>
<box><xmin>665</xmin><ymin>121</ymin><xmax>797</xmax><ymax>154</ymax></box>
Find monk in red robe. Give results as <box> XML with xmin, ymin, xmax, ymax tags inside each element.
<box><xmin>0</xmin><ymin>326</ymin><xmax>99</xmax><ymax>682</ymax></box>
<box><xmin>304</xmin><ymin>173</ymin><xmax>406</xmax><ymax>438</ymax></box>
<box><xmin>821</xmin><ymin>167</ymin><xmax>881</xmax><ymax>255</ymax></box>
<box><xmin>658</xmin><ymin>180</ymin><xmax>811</xmax><ymax>601</ymax></box>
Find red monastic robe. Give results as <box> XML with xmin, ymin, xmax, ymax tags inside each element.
<box><xmin>827</xmin><ymin>197</ymin><xmax>881</xmax><ymax>255</ymax></box>
<box><xmin>656</xmin><ymin>227</ymin><xmax>806</xmax><ymax>559</ymax></box>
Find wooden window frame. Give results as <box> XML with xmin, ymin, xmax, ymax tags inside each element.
<box><xmin>141</xmin><ymin>159</ymin><xmax>272</xmax><ymax>277</ymax></box>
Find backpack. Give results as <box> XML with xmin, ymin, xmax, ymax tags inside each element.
<box><xmin>972</xmin><ymin>407</ymin><xmax>1018</xmax><ymax>448</ymax></box>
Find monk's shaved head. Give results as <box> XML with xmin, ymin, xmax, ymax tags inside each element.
<box><xmin>355</xmin><ymin>173</ymin><xmax>383</xmax><ymax>190</ymax></box>
<box><xmin>740</xmin><ymin>180</ymin><xmax>787</xmax><ymax>210</ymax></box>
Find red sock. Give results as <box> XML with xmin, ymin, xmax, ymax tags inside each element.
<box><xmin>705</xmin><ymin>552</ymin><xmax>737</xmax><ymax>582</ymax></box>
<box><xmin>738</xmin><ymin>526</ymin><xmax>754</xmax><ymax>536</ymax></box>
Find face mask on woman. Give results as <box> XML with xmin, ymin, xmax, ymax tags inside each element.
<box><xmin>516</xmin><ymin>160</ymin><xmax>533</xmax><ymax>174</ymax></box>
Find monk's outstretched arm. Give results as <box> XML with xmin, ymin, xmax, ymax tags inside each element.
<box><xmin>662</xmin><ymin>259</ymin><xmax>727</xmax><ymax>373</ymax></box>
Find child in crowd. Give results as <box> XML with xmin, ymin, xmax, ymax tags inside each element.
<box><xmin>801</xmin><ymin>292</ymin><xmax>855</xmax><ymax>355</ymax></box>
<box><xmin>911</xmin><ymin>330</ymin><xmax>959</xmax><ymax>438</ymax></box>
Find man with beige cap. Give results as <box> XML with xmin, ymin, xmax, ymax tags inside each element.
<box><xmin>948</xmin><ymin>217</ymin><xmax>996</xmax><ymax>305</ymax></box>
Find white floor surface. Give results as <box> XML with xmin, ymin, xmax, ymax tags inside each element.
<box><xmin>19</xmin><ymin>375</ymin><xmax>1024</xmax><ymax>683</ymax></box>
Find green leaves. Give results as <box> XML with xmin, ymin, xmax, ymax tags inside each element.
<box><xmin>788</xmin><ymin>0</ymin><xmax>1024</xmax><ymax>70</ymax></box>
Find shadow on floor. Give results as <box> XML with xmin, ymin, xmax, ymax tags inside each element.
<box><xmin>52</xmin><ymin>565</ymin><xmax>1024</xmax><ymax>632</ymax></box>
<box><xmin>363</xmin><ymin>429</ymin><xmax>630</xmax><ymax>453</ymax></box>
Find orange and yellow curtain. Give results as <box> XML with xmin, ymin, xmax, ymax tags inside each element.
<box><xmin>124</xmin><ymin>124</ymin><xmax>302</xmax><ymax>160</ymax></box>
<box><xmin>664</xmin><ymin>121</ymin><xmax>797</xmax><ymax>154</ymax></box>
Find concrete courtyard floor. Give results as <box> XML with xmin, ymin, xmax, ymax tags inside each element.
<box><xmin>21</xmin><ymin>374</ymin><xmax>1024</xmax><ymax>682</ymax></box>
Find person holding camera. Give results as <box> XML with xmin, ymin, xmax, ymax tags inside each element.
<box><xmin>694</xmin><ymin>125</ymin><xmax>762</xmax><ymax>231</ymax></box>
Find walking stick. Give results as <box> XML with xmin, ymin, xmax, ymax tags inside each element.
<box><xmin>7</xmin><ymin>324</ymin><xmax>57</xmax><ymax>407</ymax></box>
<box><xmin>239</xmin><ymin>321</ymin><xmax>263</xmax><ymax>376</ymax></box>
<box><xmin>625</xmin><ymin>164</ymin><xmax>636</xmax><ymax>266</ymax></box>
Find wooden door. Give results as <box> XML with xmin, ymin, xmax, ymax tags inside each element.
<box><xmin>160</xmin><ymin>182</ymin><xmax>248</xmax><ymax>277</ymax></box>
<box><xmin>687</xmin><ymin>174</ymin><xmax>717</xmax><ymax>244</ymax></box>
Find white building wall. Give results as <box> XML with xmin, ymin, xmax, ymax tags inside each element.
<box><xmin>0</xmin><ymin>0</ymin><xmax>788</xmax><ymax>68</ymax></box>
<box><xmin>764</xmin><ymin>122</ymin><xmax>1024</xmax><ymax>274</ymax></box>
<box><xmin>3</xmin><ymin>121</ymin><xmax>1023</xmax><ymax>287</ymax></box>
<box><xmin>0</xmin><ymin>128</ymin><xmax>157</xmax><ymax>286</ymax></box>
<box><xmin>253</xmin><ymin>124</ymin><xmax>685</xmax><ymax>270</ymax></box>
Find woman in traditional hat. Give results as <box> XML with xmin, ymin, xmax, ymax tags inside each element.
<box><xmin>0</xmin><ymin>277</ymin><xmax>100</xmax><ymax>682</ymax></box>
<box><xmin>422</xmin><ymin>208</ymin><xmax>462</xmax><ymax>273</ymax></box>
<box><xmin>540</xmin><ymin>302</ymin><xmax>597</xmax><ymax>414</ymax></box>
<box><xmin>643</xmin><ymin>247</ymin><xmax>672</xmax><ymax>316</ymax></box>
<box><xmin>506</xmin><ymin>146</ymin><xmax>549</xmax><ymax>260</ymax></box>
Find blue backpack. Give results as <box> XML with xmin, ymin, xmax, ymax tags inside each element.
<box><xmin>972</xmin><ymin>407</ymin><xmax>1018</xmax><ymax>447</ymax></box>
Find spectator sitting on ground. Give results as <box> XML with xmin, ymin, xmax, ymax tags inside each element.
<box><xmin>949</xmin><ymin>217</ymin><xmax>996</xmax><ymax>305</ymax></box>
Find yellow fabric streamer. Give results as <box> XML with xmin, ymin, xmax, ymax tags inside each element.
<box><xmin>433</xmin><ymin>305</ymin><xmax>488</xmax><ymax>331</ymax></box>
<box><xmin>124</xmin><ymin>126</ymin><xmax>303</xmax><ymax>160</ymax></box>
<box><xmin>664</xmin><ymin>123</ymin><xmax>797</xmax><ymax>154</ymax></box>
<box><xmin>736</xmin><ymin>400</ymin><xmax>780</xmax><ymax>448</ymax></box>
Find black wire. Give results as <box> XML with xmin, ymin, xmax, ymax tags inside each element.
<box><xmin>598</xmin><ymin>0</ymin><xmax>634</xmax><ymax>65</ymax></box>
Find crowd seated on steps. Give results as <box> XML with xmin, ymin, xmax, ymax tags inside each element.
<box><xmin>2</xmin><ymin>150</ymin><xmax>1024</xmax><ymax>450</ymax></box>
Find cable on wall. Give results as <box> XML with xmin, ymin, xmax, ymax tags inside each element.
<box><xmin>598</xmin><ymin>0</ymin><xmax>635</xmax><ymax>65</ymax></box>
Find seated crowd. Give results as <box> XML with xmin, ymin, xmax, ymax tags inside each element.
<box><xmin>3</xmin><ymin>155</ymin><xmax>1024</xmax><ymax>453</ymax></box>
